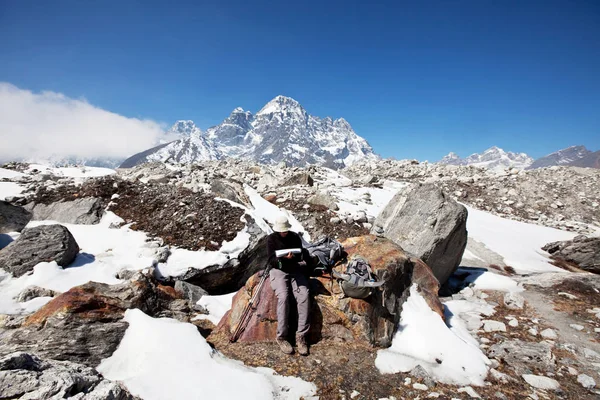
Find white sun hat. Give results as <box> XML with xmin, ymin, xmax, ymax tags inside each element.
<box><xmin>272</xmin><ymin>214</ymin><xmax>292</xmax><ymax>232</ymax></box>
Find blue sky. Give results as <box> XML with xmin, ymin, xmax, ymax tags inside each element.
<box><xmin>1</xmin><ymin>0</ymin><xmax>599</xmax><ymax>161</ymax></box>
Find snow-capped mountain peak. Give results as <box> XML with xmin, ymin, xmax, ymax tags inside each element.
<box><xmin>169</xmin><ymin>120</ymin><xmax>202</xmax><ymax>137</ymax></box>
<box><xmin>438</xmin><ymin>146</ymin><xmax>533</xmax><ymax>170</ymax></box>
<box><xmin>122</xmin><ymin>96</ymin><xmax>378</xmax><ymax>169</ymax></box>
<box><xmin>528</xmin><ymin>145</ymin><xmax>592</xmax><ymax>169</ymax></box>
<box><xmin>256</xmin><ymin>95</ymin><xmax>306</xmax><ymax>117</ymax></box>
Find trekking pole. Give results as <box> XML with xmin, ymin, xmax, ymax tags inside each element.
<box><xmin>230</xmin><ymin>265</ymin><xmax>271</xmax><ymax>343</ymax></box>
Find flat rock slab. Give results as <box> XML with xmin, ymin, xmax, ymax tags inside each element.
<box><xmin>522</xmin><ymin>374</ymin><xmax>561</xmax><ymax>390</ymax></box>
<box><xmin>0</xmin><ymin>224</ymin><xmax>79</xmax><ymax>277</ymax></box>
<box><xmin>27</xmin><ymin>197</ymin><xmax>104</xmax><ymax>225</ymax></box>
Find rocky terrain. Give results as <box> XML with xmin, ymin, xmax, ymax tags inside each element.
<box><xmin>344</xmin><ymin>159</ymin><xmax>600</xmax><ymax>235</ymax></box>
<box><xmin>1</xmin><ymin>159</ymin><xmax>599</xmax><ymax>399</ymax></box>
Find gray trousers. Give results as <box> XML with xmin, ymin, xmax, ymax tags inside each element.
<box><xmin>269</xmin><ymin>268</ymin><xmax>310</xmax><ymax>340</ymax></box>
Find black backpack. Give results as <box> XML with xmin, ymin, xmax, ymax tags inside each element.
<box><xmin>333</xmin><ymin>255</ymin><xmax>385</xmax><ymax>299</ymax></box>
<box><xmin>301</xmin><ymin>236</ymin><xmax>345</xmax><ymax>274</ymax></box>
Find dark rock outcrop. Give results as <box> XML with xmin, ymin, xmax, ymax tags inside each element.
<box><xmin>181</xmin><ymin>221</ymin><xmax>267</xmax><ymax>294</ymax></box>
<box><xmin>0</xmin><ymin>200</ymin><xmax>32</xmax><ymax>233</ymax></box>
<box><xmin>210</xmin><ymin>235</ymin><xmax>442</xmax><ymax>348</ymax></box>
<box><xmin>543</xmin><ymin>235</ymin><xmax>600</xmax><ymax>274</ymax></box>
<box><xmin>372</xmin><ymin>183</ymin><xmax>468</xmax><ymax>285</ymax></box>
<box><xmin>0</xmin><ymin>270</ymin><xmax>183</xmax><ymax>366</ymax></box>
<box><xmin>26</xmin><ymin>197</ymin><xmax>104</xmax><ymax>225</ymax></box>
<box><xmin>0</xmin><ymin>352</ymin><xmax>139</xmax><ymax>399</ymax></box>
<box><xmin>283</xmin><ymin>173</ymin><xmax>314</xmax><ymax>187</ymax></box>
<box><xmin>0</xmin><ymin>224</ymin><xmax>79</xmax><ymax>277</ymax></box>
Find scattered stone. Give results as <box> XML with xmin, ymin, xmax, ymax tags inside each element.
<box><xmin>528</xmin><ymin>328</ymin><xmax>538</xmax><ymax>336</ymax></box>
<box><xmin>570</xmin><ymin>324</ymin><xmax>584</xmax><ymax>331</ymax></box>
<box><xmin>0</xmin><ymin>224</ymin><xmax>79</xmax><ymax>277</ymax></box>
<box><xmin>503</xmin><ymin>292</ymin><xmax>525</xmax><ymax>309</ymax></box>
<box><xmin>457</xmin><ymin>386</ymin><xmax>481</xmax><ymax>398</ymax></box>
<box><xmin>413</xmin><ymin>383</ymin><xmax>428</xmax><ymax>391</ymax></box>
<box><xmin>577</xmin><ymin>374</ymin><xmax>596</xmax><ymax>389</ymax></box>
<box><xmin>522</xmin><ymin>374</ymin><xmax>560</xmax><ymax>390</ymax></box>
<box><xmin>483</xmin><ymin>320</ymin><xmax>506</xmax><ymax>332</ymax></box>
<box><xmin>540</xmin><ymin>328</ymin><xmax>558</xmax><ymax>340</ymax></box>
<box><xmin>488</xmin><ymin>340</ymin><xmax>554</xmax><ymax>374</ymax></box>
<box><xmin>567</xmin><ymin>367</ymin><xmax>579</xmax><ymax>376</ymax></box>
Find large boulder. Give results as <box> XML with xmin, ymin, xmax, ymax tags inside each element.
<box><xmin>180</xmin><ymin>220</ymin><xmax>268</xmax><ymax>294</ymax></box>
<box><xmin>0</xmin><ymin>270</ymin><xmax>184</xmax><ymax>366</ymax></box>
<box><xmin>0</xmin><ymin>352</ymin><xmax>139</xmax><ymax>400</ymax></box>
<box><xmin>26</xmin><ymin>197</ymin><xmax>104</xmax><ymax>225</ymax></box>
<box><xmin>210</xmin><ymin>235</ymin><xmax>443</xmax><ymax>348</ymax></box>
<box><xmin>0</xmin><ymin>224</ymin><xmax>79</xmax><ymax>277</ymax></box>
<box><xmin>0</xmin><ymin>201</ymin><xmax>32</xmax><ymax>233</ymax></box>
<box><xmin>543</xmin><ymin>235</ymin><xmax>600</xmax><ymax>274</ymax></box>
<box><xmin>372</xmin><ymin>183</ymin><xmax>468</xmax><ymax>285</ymax></box>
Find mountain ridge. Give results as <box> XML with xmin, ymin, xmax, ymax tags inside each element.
<box><xmin>120</xmin><ymin>95</ymin><xmax>378</xmax><ymax>169</ymax></box>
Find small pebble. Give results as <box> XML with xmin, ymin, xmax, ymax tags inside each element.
<box><xmin>570</xmin><ymin>324</ymin><xmax>584</xmax><ymax>331</ymax></box>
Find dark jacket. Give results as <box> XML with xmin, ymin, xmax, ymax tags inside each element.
<box><xmin>266</xmin><ymin>231</ymin><xmax>311</xmax><ymax>274</ymax></box>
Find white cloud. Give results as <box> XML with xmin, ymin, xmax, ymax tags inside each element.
<box><xmin>0</xmin><ymin>82</ymin><xmax>175</xmax><ymax>164</ymax></box>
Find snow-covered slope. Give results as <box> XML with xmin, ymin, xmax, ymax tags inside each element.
<box><xmin>120</xmin><ymin>121</ymin><xmax>221</xmax><ymax>167</ymax></box>
<box><xmin>527</xmin><ymin>145</ymin><xmax>592</xmax><ymax>169</ymax></box>
<box><xmin>121</xmin><ymin>96</ymin><xmax>378</xmax><ymax>169</ymax></box>
<box><xmin>438</xmin><ymin>146</ymin><xmax>533</xmax><ymax>170</ymax></box>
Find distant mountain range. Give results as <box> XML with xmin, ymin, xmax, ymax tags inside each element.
<box><xmin>438</xmin><ymin>145</ymin><xmax>599</xmax><ymax>170</ymax></box>
<box><xmin>121</xmin><ymin>96</ymin><xmax>378</xmax><ymax>169</ymax></box>
<box><xmin>438</xmin><ymin>146</ymin><xmax>533</xmax><ymax>170</ymax></box>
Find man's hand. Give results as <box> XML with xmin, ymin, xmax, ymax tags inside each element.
<box><xmin>284</xmin><ymin>252</ymin><xmax>294</xmax><ymax>259</ymax></box>
<box><xmin>298</xmin><ymin>260</ymin><xmax>307</xmax><ymax>267</ymax></box>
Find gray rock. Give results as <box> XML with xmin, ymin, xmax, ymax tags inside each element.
<box><xmin>522</xmin><ymin>374</ymin><xmax>560</xmax><ymax>390</ymax></box>
<box><xmin>503</xmin><ymin>292</ymin><xmax>525</xmax><ymax>310</ymax></box>
<box><xmin>0</xmin><ymin>224</ymin><xmax>79</xmax><ymax>277</ymax></box>
<box><xmin>577</xmin><ymin>374</ymin><xmax>596</xmax><ymax>389</ymax></box>
<box><xmin>0</xmin><ymin>201</ymin><xmax>32</xmax><ymax>233</ymax></box>
<box><xmin>174</xmin><ymin>281</ymin><xmax>208</xmax><ymax>305</ymax></box>
<box><xmin>372</xmin><ymin>183</ymin><xmax>467</xmax><ymax>285</ymax></box>
<box><xmin>307</xmin><ymin>190</ymin><xmax>339</xmax><ymax>211</ymax></box>
<box><xmin>482</xmin><ymin>320</ymin><xmax>506</xmax><ymax>332</ymax></box>
<box><xmin>0</xmin><ymin>352</ymin><xmax>139</xmax><ymax>399</ymax></box>
<box><xmin>488</xmin><ymin>340</ymin><xmax>555</xmax><ymax>374</ymax></box>
<box><xmin>409</xmin><ymin>364</ymin><xmax>436</xmax><ymax>388</ymax></box>
<box><xmin>543</xmin><ymin>236</ymin><xmax>600</xmax><ymax>274</ymax></box>
<box><xmin>16</xmin><ymin>286</ymin><xmax>59</xmax><ymax>302</ymax></box>
<box><xmin>282</xmin><ymin>173</ymin><xmax>314</xmax><ymax>187</ymax></box>
<box><xmin>210</xmin><ymin>179</ymin><xmax>251</xmax><ymax>207</ymax></box>
<box><xmin>27</xmin><ymin>197</ymin><xmax>104</xmax><ymax>225</ymax></box>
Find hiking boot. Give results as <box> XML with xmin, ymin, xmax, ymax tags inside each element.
<box><xmin>276</xmin><ymin>338</ymin><xmax>293</xmax><ymax>355</ymax></box>
<box><xmin>296</xmin><ymin>335</ymin><xmax>309</xmax><ymax>356</ymax></box>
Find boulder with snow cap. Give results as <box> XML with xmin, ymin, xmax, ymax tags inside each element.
<box><xmin>0</xmin><ymin>200</ymin><xmax>32</xmax><ymax>233</ymax></box>
<box><xmin>372</xmin><ymin>183</ymin><xmax>467</xmax><ymax>285</ymax></box>
<box><xmin>210</xmin><ymin>235</ymin><xmax>443</xmax><ymax>348</ymax></box>
<box><xmin>180</xmin><ymin>220</ymin><xmax>268</xmax><ymax>294</ymax></box>
<box><xmin>0</xmin><ymin>224</ymin><xmax>79</xmax><ymax>277</ymax></box>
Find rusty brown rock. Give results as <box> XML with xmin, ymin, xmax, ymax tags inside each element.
<box><xmin>210</xmin><ymin>235</ymin><xmax>443</xmax><ymax>349</ymax></box>
<box><xmin>0</xmin><ymin>270</ymin><xmax>185</xmax><ymax>367</ymax></box>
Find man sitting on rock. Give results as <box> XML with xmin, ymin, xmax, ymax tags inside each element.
<box><xmin>267</xmin><ymin>214</ymin><xmax>311</xmax><ymax>356</ymax></box>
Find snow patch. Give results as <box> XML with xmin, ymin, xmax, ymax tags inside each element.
<box><xmin>97</xmin><ymin>309</ymin><xmax>316</xmax><ymax>400</ymax></box>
